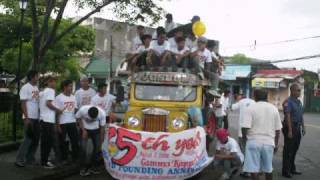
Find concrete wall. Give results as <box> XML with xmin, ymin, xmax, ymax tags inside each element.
<box><xmin>84</xmin><ymin>17</ymin><xmax>155</xmax><ymax>63</ymax></box>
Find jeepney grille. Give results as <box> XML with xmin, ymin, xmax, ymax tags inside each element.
<box><xmin>143</xmin><ymin>114</ymin><xmax>167</xmax><ymax>132</ymax></box>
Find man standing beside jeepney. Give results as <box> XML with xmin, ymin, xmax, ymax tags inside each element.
<box><xmin>282</xmin><ymin>84</ymin><xmax>305</xmax><ymax>178</ymax></box>
<box><xmin>91</xmin><ymin>83</ymin><xmax>116</xmax><ymax>124</ymax></box>
<box><xmin>75</xmin><ymin>77</ymin><xmax>96</xmax><ymax>108</ymax></box>
<box><xmin>15</xmin><ymin>70</ymin><xmax>40</xmax><ymax>167</ymax></box>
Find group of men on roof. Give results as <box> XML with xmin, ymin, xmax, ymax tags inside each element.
<box><xmin>126</xmin><ymin>14</ymin><xmax>224</xmax><ymax>90</ymax></box>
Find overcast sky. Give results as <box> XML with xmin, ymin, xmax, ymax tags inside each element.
<box><xmin>64</xmin><ymin>0</ymin><xmax>320</xmax><ymax>73</ymax></box>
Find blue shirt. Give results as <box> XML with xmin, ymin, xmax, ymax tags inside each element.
<box><xmin>285</xmin><ymin>97</ymin><xmax>304</xmax><ymax>125</ymax></box>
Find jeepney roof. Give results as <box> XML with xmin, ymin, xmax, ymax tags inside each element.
<box><xmin>131</xmin><ymin>71</ymin><xmax>209</xmax><ymax>86</ymax></box>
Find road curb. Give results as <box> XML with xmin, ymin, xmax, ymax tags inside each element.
<box><xmin>32</xmin><ymin>164</ymin><xmax>79</xmax><ymax>180</ymax></box>
<box><xmin>0</xmin><ymin>141</ymin><xmax>21</xmax><ymax>154</ymax></box>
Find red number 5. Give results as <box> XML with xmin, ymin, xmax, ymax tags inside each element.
<box><xmin>111</xmin><ymin>128</ymin><xmax>141</xmax><ymax>166</ymax></box>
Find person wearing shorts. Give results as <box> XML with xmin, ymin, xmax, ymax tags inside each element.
<box><xmin>242</xmin><ymin>89</ymin><xmax>282</xmax><ymax>180</ymax></box>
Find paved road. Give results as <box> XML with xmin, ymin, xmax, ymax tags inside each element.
<box><xmin>65</xmin><ymin>112</ymin><xmax>320</xmax><ymax>180</ymax></box>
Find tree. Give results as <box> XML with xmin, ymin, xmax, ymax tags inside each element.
<box><xmin>230</xmin><ymin>53</ymin><xmax>252</xmax><ymax>64</ymax></box>
<box><xmin>0</xmin><ymin>14</ymin><xmax>95</xmax><ymax>80</ymax></box>
<box><xmin>0</xmin><ymin>0</ymin><xmax>165</xmax><ymax>70</ymax></box>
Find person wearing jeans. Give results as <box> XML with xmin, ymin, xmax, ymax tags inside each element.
<box><xmin>55</xmin><ymin>80</ymin><xmax>79</xmax><ymax>163</ymax></box>
<box><xmin>76</xmin><ymin>105</ymin><xmax>106</xmax><ymax>177</ymax></box>
<box><xmin>15</xmin><ymin>70</ymin><xmax>40</xmax><ymax>167</ymax></box>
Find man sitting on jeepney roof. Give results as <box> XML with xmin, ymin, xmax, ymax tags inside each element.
<box><xmin>147</xmin><ymin>29</ymin><xmax>171</xmax><ymax>67</ymax></box>
<box><xmin>190</xmin><ymin>36</ymin><xmax>212</xmax><ymax>75</ymax></box>
<box><xmin>128</xmin><ymin>34</ymin><xmax>152</xmax><ymax>71</ymax></box>
<box><xmin>169</xmin><ymin>37</ymin><xmax>191</xmax><ymax>68</ymax></box>
<box><xmin>168</xmin><ymin>29</ymin><xmax>184</xmax><ymax>50</ymax></box>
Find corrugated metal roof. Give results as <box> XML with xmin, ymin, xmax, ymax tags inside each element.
<box><xmin>253</xmin><ymin>70</ymin><xmax>303</xmax><ymax>79</ymax></box>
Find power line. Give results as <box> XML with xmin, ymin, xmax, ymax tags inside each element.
<box><xmin>254</xmin><ymin>54</ymin><xmax>320</xmax><ymax>64</ymax></box>
<box><xmin>225</xmin><ymin>34</ymin><xmax>320</xmax><ymax>49</ymax></box>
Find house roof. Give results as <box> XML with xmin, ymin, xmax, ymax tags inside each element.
<box><xmin>253</xmin><ymin>70</ymin><xmax>304</xmax><ymax>79</ymax></box>
<box><xmin>85</xmin><ymin>57</ymin><xmax>120</xmax><ymax>78</ymax></box>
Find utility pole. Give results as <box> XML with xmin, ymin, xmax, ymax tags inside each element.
<box><xmin>110</xmin><ymin>35</ymin><xmax>113</xmax><ymax>79</ymax></box>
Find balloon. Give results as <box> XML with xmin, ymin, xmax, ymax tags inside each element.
<box><xmin>192</xmin><ymin>21</ymin><xmax>206</xmax><ymax>37</ymax></box>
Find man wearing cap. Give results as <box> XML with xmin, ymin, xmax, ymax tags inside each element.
<box><xmin>165</xmin><ymin>13</ymin><xmax>177</xmax><ymax>33</ymax></box>
<box><xmin>191</xmin><ymin>15</ymin><xmax>201</xmax><ymax>24</ymax></box>
<box><xmin>191</xmin><ymin>37</ymin><xmax>212</xmax><ymax>74</ymax></box>
<box><xmin>75</xmin><ymin>77</ymin><xmax>96</xmax><ymax>108</ymax></box>
<box><xmin>215</xmin><ymin>128</ymin><xmax>244</xmax><ymax>180</ymax></box>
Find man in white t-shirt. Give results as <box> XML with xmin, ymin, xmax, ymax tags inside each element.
<box><xmin>148</xmin><ymin>30</ymin><xmax>171</xmax><ymax>67</ymax></box>
<box><xmin>168</xmin><ymin>29</ymin><xmax>184</xmax><ymax>50</ymax></box>
<box><xmin>75</xmin><ymin>77</ymin><xmax>96</xmax><ymax>108</ymax></box>
<box><xmin>76</xmin><ymin>105</ymin><xmax>106</xmax><ymax>176</ymax></box>
<box><xmin>16</xmin><ymin>70</ymin><xmax>41</xmax><ymax>167</ymax></box>
<box><xmin>242</xmin><ymin>89</ymin><xmax>282</xmax><ymax>180</ymax></box>
<box><xmin>55</xmin><ymin>80</ymin><xmax>79</xmax><ymax>163</ymax></box>
<box><xmin>91</xmin><ymin>83</ymin><xmax>116</xmax><ymax>124</ymax></box>
<box><xmin>129</xmin><ymin>34</ymin><xmax>152</xmax><ymax>70</ymax></box>
<box><xmin>221</xmin><ymin>90</ymin><xmax>231</xmax><ymax>129</ymax></box>
<box><xmin>39</xmin><ymin>76</ymin><xmax>63</xmax><ymax>169</ymax></box>
<box><xmin>169</xmin><ymin>37</ymin><xmax>191</xmax><ymax>68</ymax></box>
<box><xmin>191</xmin><ymin>37</ymin><xmax>212</xmax><ymax>73</ymax></box>
<box><xmin>231</xmin><ymin>95</ymin><xmax>256</xmax><ymax>150</ymax></box>
<box><xmin>131</xmin><ymin>25</ymin><xmax>144</xmax><ymax>52</ymax></box>
<box><xmin>215</xmin><ymin>128</ymin><xmax>244</xmax><ymax>180</ymax></box>
<box><xmin>164</xmin><ymin>13</ymin><xmax>177</xmax><ymax>33</ymax></box>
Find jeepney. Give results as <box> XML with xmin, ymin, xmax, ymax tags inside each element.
<box><xmin>123</xmin><ymin>71</ymin><xmax>208</xmax><ymax>132</ymax></box>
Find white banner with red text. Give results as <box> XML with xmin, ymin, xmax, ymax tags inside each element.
<box><xmin>102</xmin><ymin>124</ymin><xmax>213</xmax><ymax>180</ymax></box>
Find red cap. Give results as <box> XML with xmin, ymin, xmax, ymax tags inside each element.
<box><xmin>216</xmin><ymin>128</ymin><xmax>229</xmax><ymax>142</ymax></box>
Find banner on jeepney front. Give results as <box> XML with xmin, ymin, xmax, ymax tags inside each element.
<box><xmin>102</xmin><ymin>124</ymin><xmax>213</xmax><ymax>180</ymax></box>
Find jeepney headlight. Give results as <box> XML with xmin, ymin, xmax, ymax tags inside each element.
<box><xmin>172</xmin><ymin>118</ymin><xmax>185</xmax><ymax>130</ymax></box>
<box><xmin>128</xmin><ymin>116</ymin><xmax>140</xmax><ymax>127</ymax></box>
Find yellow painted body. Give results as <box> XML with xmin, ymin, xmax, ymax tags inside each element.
<box><xmin>124</xmin><ymin>83</ymin><xmax>203</xmax><ymax>132</ymax></box>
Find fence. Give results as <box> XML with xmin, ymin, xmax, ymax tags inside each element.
<box><xmin>0</xmin><ymin>93</ymin><xmax>23</xmax><ymax>143</ymax></box>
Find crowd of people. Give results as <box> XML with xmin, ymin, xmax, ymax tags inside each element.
<box><xmin>127</xmin><ymin>14</ymin><xmax>224</xmax><ymax>90</ymax></box>
<box><xmin>205</xmin><ymin>85</ymin><xmax>305</xmax><ymax>180</ymax></box>
<box><xmin>15</xmin><ymin>70</ymin><xmax>116</xmax><ymax>177</ymax></box>
<box><xmin>12</xmin><ymin>13</ymin><xmax>306</xmax><ymax>180</ymax></box>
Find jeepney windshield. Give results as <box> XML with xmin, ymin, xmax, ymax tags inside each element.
<box><xmin>135</xmin><ymin>84</ymin><xmax>197</xmax><ymax>102</ymax></box>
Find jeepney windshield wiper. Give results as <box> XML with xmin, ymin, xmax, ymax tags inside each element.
<box><xmin>182</xmin><ymin>90</ymin><xmax>194</xmax><ymax>101</ymax></box>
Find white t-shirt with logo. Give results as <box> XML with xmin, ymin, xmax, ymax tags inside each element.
<box><xmin>20</xmin><ymin>83</ymin><xmax>40</xmax><ymax>119</ymax></box>
<box><xmin>170</xmin><ymin>46</ymin><xmax>190</xmax><ymax>55</ymax></box>
<box><xmin>150</xmin><ymin>40</ymin><xmax>170</xmax><ymax>55</ymax></box>
<box><xmin>55</xmin><ymin>93</ymin><xmax>77</xmax><ymax>124</ymax></box>
<box><xmin>242</xmin><ymin>101</ymin><xmax>282</xmax><ymax>146</ymax></box>
<box><xmin>232</xmin><ymin>98</ymin><xmax>256</xmax><ymax>137</ymax></box>
<box><xmin>191</xmin><ymin>47</ymin><xmax>212</xmax><ymax>68</ymax></box>
<box><xmin>216</xmin><ymin>137</ymin><xmax>244</xmax><ymax>163</ymax></box>
<box><xmin>75</xmin><ymin>88</ymin><xmax>96</xmax><ymax>108</ymax></box>
<box><xmin>75</xmin><ymin>105</ymin><xmax>106</xmax><ymax>130</ymax></box>
<box><xmin>39</xmin><ymin>88</ymin><xmax>56</xmax><ymax>123</ymax></box>
<box><xmin>91</xmin><ymin>94</ymin><xmax>116</xmax><ymax>116</ymax></box>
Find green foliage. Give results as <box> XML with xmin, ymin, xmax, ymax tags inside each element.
<box><xmin>1</xmin><ymin>43</ymin><xmax>33</xmax><ymax>77</ymax></box>
<box><xmin>0</xmin><ymin>14</ymin><xmax>95</xmax><ymax>80</ymax></box>
<box><xmin>230</xmin><ymin>54</ymin><xmax>252</xmax><ymax>64</ymax></box>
